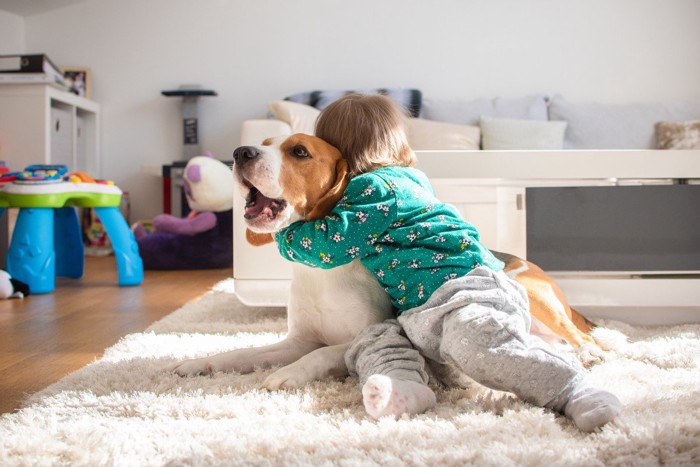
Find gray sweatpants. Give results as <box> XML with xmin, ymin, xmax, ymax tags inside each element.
<box><xmin>346</xmin><ymin>266</ymin><xmax>584</xmax><ymax>411</ymax></box>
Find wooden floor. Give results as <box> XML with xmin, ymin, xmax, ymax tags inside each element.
<box><xmin>0</xmin><ymin>256</ymin><xmax>231</xmax><ymax>414</ymax></box>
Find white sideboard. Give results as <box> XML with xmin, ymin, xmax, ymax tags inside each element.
<box><xmin>0</xmin><ymin>83</ymin><xmax>100</xmax><ymax>175</ymax></box>
<box><xmin>233</xmin><ymin>149</ymin><xmax>700</xmax><ymax>325</ymax></box>
<box><xmin>420</xmin><ymin>150</ymin><xmax>699</xmax><ymax>259</ymax></box>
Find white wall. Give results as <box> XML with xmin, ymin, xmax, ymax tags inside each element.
<box><xmin>14</xmin><ymin>0</ymin><xmax>700</xmax><ymax>220</ymax></box>
<box><xmin>0</xmin><ymin>10</ymin><xmax>24</xmax><ymax>54</ymax></box>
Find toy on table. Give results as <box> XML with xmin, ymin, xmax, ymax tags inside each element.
<box><xmin>0</xmin><ymin>165</ymin><xmax>121</xmax><ymax>206</ymax></box>
<box><xmin>133</xmin><ymin>154</ymin><xmax>233</xmax><ymax>270</ymax></box>
<box><xmin>0</xmin><ymin>164</ymin><xmax>142</xmax><ymax>294</ymax></box>
<box><xmin>15</xmin><ymin>164</ymin><xmax>68</xmax><ymax>183</ymax></box>
<box><xmin>0</xmin><ymin>270</ymin><xmax>29</xmax><ymax>299</ymax></box>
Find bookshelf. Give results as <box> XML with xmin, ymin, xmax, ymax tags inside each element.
<box><xmin>0</xmin><ymin>83</ymin><xmax>100</xmax><ymax>175</ymax></box>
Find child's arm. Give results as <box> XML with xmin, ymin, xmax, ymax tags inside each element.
<box><xmin>275</xmin><ymin>173</ymin><xmax>395</xmax><ymax>269</ymax></box>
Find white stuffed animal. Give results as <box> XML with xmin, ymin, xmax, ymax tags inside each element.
<box><xmin>133</xmin><ymin>154</ymin><xmax>234</xmax><ymax>270</ymax></box>
<box><xmin>0</xmin><ymin>270</ymin><xmax>29</xmax><ymax>298</ymax></box>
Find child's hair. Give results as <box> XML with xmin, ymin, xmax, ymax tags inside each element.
<box><xmin>315</xmin><ymin>94</ymin><xmax>415</xmax><ymax>176</ymax></box>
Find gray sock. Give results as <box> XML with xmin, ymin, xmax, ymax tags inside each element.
<box><xmin>564</xmin><ymin>385</ymin><xmax>622</xmax><ymax>432</ymax></box>
<box><xmin>362</xmin><ymin>374</ymin><xmax>437</xmax><ymax>419</ymax></box>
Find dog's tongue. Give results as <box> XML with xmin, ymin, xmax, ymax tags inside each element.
<box><xmin>245</xmin><ymin>189</ymin><xmax>276</xmax><ymax>219</ymax></box>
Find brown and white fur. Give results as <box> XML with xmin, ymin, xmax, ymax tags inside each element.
<box><xmin>172</xmin><ymin>134</ymin><xmax>393</xmax><ymax>389</ymax></box>
<box><xmin>172</xmin><ymin>134</ymin><xmax>603</xmax><ymax>389</ymax></box>
<box><xmin>493</xmin><ymin>250</ymin><xmax>604</xmax><ymax>364</ymax></box>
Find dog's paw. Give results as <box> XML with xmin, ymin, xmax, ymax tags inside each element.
<box><xmin>262</xmin><ymin>366</ymin><xmax>310</xmax><ymax>391</ymax></box>
<box><xmin>577</xmin><ymin>343</ymin><xmax>606</xmax><ymax>367</ymax></box>
<box><xmin>170</xmin><ymin>358</ymin><xmax>218</xmax><ymax>377</ymax></box>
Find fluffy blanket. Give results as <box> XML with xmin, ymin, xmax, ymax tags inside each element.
<box><xmin>1</xmin><ymin>280</ymin><xmax>698</xmax><ymax>466</ymax></box>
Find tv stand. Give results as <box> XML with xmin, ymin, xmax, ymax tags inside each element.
<box><xmin>233</xmin><ymin>149</ymin><xmax>700</xmax><ymax>325</ymax></box>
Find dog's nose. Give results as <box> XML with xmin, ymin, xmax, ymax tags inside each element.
<box><xmin>233</xmin><ymin>146</ymin><xmax>261</xmax><ymax>165</ymax></box>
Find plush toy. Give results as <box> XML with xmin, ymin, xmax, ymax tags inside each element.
<box><xmin>134</xmin><ymin>154</ymin><xmax>234</xmax><ymax>269</ymax></box>
<box><xmin>0</xmin><ymin>270</ymin><xmax>30</xmax><ymax>299</ymax></box>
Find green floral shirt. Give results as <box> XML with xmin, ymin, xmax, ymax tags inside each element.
<box><xmin>275</xmin><ymin>167</ymin><xmax>503</xmax><ymax>313</ymax></box>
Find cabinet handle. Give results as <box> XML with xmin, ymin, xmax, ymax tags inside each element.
<box><xmin>516</xmin><ymin>193</ymin><xmax>523</xmax><ymax>210</ymax></box>
<box><xmin>55</xmin><ymin>119</ymin><xmax>60</xmax><ymax>132</ymax></box>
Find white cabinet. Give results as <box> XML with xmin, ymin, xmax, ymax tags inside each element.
<box><xmin>431</xmin><ymin>181</ymin><xmax>529</xmax><ymax>257</ymax></box>
<box><xmin>232</xmin><ymin>149</ymin><xmax>700</xmax><ymax>324</ymax></box>
<box><xmin>0</xmin><ymin>83</ymin><xmax>100</xmax><ymax>174</ymax></box>
<box><xmin>418</xmin><ymin>150</ymin><xmax>700</xmax><ymax>325</ymax></box>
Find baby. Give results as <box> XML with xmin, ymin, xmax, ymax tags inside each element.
<box><xmin>276</xmin><ymin>94</ymin><xmax>622</xmax><ymax>432</ymax></box>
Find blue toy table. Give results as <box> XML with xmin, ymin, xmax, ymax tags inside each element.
<box><xmin>0</xmin><ymin>182</ymin><xmax>143</xmax><ymax>294</ymax></box>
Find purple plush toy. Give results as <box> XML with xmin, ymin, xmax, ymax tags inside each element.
<box><xmin>134</xmin><ymin>155</ymin><xmax>233</xmax><ymax>270</ymax></box>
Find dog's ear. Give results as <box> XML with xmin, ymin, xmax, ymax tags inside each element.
<box><xmin>306</xmin><ymin>158</ymin><xmax>350</xmax><ymax>221</ymax></box>
<box><xmin>246</xmin><ymin>229</ymin><xmax>274</xmax><ymax>246</ymax></box>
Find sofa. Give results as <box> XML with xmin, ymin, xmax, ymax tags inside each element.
<box><xmin>235</xmin><ymin>91</ymin><xmax>700</xmax><ymax>325</ymax></box>
<box><xmin>242</xmin><ymin>92</ymin><xmax>700</xmax><ymax>152</ymax></box>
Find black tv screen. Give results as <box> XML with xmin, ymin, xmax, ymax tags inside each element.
<box><xmin>526</xmin><ymin>184</ymin><xmax>700</xmax><ymax>272</ymax></box>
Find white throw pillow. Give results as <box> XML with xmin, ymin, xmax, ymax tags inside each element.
<box><xmin>406</xmin><ymin>118</ymin><xmax>480</xmax><ymax>150</ymax></box>
<box><xmin>480</xmin><ymin>117</ymin><xmax>567</xmax><ymax>150</ymax></box>
<box><xmin>267</xmin><ymin>101</ymin><xmax>320</xmax><ymax>135</ymax></box>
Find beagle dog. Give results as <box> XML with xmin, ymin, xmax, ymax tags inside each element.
<box><xmin>172</xmin><ymin>134</ymin><xmax>602</xmax><ymax>388</ymax></box>
<box><xmin>172</xmin><ymin>134</ymin><xmax>393</xmax><ymax>389</ymax></box>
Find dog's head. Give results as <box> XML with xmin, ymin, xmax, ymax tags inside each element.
<box><xmin>233</xmin><ymin>134</ymin><xmax>349</xmax><ymax>246</ymax></box>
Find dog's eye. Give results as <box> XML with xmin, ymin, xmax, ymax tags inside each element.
<box><xmin>291</xmin><ymin>145</ymin><xmax>310</xmax><ymax>159</ymax></box>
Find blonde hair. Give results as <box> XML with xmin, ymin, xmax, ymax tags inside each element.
<box><xmin>315</xmin><ymin>94</ymin><xmax>415</xmax><ymax>176</ymax></box>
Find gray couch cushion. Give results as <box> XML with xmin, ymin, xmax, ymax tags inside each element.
<box><xmin>548</xmin><ymin>95</ymin><xmax>700</xmax><ymax>149</ymax></box>
<box><xmin>421</xmin><ymin>95</ymin><xmax>548</xmax><ymax>126</ymax></box>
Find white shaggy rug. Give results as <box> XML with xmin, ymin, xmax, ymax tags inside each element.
<box><xmin>1</xmin><ymin>280</ymin><xmax>699</xmax><ymax>466</ymax></box>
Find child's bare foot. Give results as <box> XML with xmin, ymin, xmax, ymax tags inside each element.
<box><xmin>362</xmin><ymin>374</ymin><xmax>436</xmax><ymax>419</ymax></box>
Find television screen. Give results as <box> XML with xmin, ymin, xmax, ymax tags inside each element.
<box><xmin>526</xmin><ymin>184</ymin><xmax>700</xmax><ymax>273</ymax></box>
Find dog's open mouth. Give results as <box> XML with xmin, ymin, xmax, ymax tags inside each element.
<box><xmin>244</xmin><ymin>184</ymin><xmax>287</xmax><ymax>220</ymax></box>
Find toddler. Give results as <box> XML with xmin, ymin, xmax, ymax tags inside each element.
<box><xmin>275</xmin><ymin>94</ymin><xmax>622</xmax><ymax>432</ymax></box>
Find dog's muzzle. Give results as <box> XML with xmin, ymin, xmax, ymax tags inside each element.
<box><xmin>233</xmin><ymin>145</ymin><xmax>288</xmax><ymax>222</ymax></box>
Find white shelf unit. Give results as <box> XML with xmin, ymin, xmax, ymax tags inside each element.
<box><xmin>415</xmin><ymin>149</ymin><xmax>700</xmax><ymax>256</ymax></box>
<box><xmin>416</xmin><ymin>149</ymin><xmax>700</xmax><ymax>325</ymax></box>
<box><xmin>0</xmin><ymin>83</ymin><xmax>100</xmax><ymax>175</ymax></box>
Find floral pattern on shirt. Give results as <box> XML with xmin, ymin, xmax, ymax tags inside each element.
<box><xmin>275</xmin><ymin>167</ymin><xmax>503</xmax><ymax>313</ymax></box>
